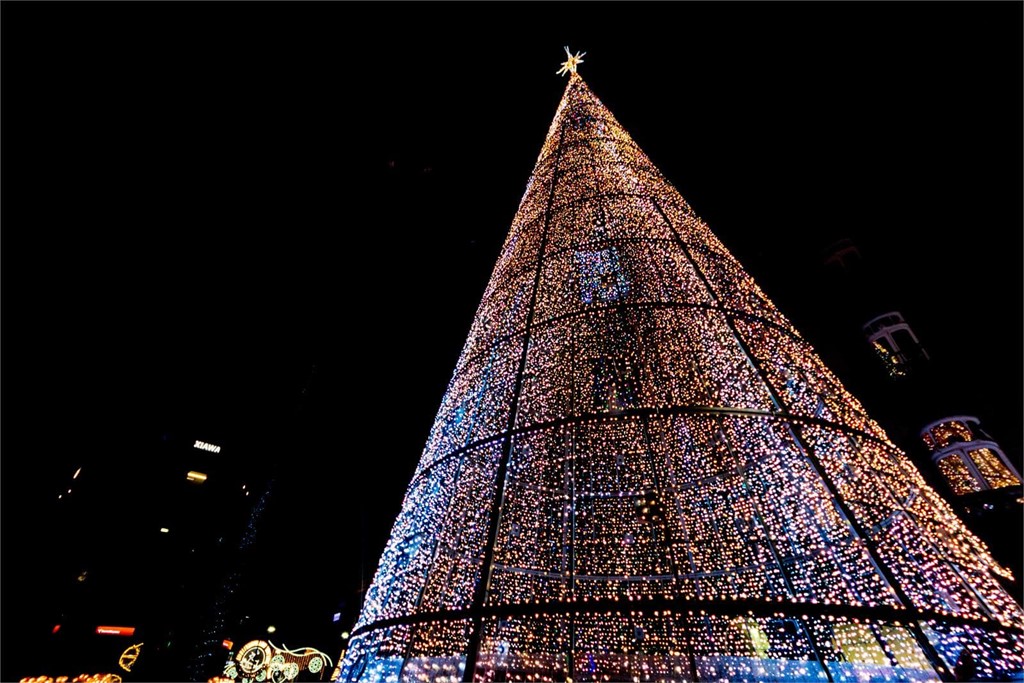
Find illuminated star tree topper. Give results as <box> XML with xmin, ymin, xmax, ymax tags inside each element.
<box><xmin>556</xmin><ymin>45</ymin><xmax>585</xmax><ymax>76</ymax></box>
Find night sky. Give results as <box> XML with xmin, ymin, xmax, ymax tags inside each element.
<box><xmin>3</xmin><ymin>1</ymin><xmax>1022</xmax><ymax>676</ymax></box>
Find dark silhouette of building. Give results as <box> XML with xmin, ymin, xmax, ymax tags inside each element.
<box><xmin>31</xmin><ymin>432</ymin><xmax>272</xmax><ymax>679</ymax></box>
<box><xmin>14</xmin><ymin>364</ymin><xmax>325</xmax><ymax>681</ymax></box>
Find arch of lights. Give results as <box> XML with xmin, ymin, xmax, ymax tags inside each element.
<box><xmin>336</xmin><ymin>59</ymin><xmax>1024</xmax><ymax>683</ymax></box>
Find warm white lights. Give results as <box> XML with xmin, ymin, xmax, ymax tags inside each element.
<box><xmin>336</xmin><ymin>65</ymin><xmax>1024</xmax><ymax>682</ymax></box>
<box><xmin>557</xmin><ymin>46</ymin><xmax>586</xmax><ymax>77</ymax></box>
<box><xmin>224</xmin><ymin>640</ymin><xmax>330</xmax><ymax>682</ymax></box>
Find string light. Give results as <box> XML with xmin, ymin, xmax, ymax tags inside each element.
<box><xmin>189</xmin><ymin>482</ymin><xmax>275</xmax><ymax>680</ymax></box>
<box><xmin>20</xmin><ymin>676</ymin><xmax>122</xmax><ymax>683</ymax></box>
<box><xmin>335</xmin><ymin>61</ymin><xmax>1024</xmax><ymax>682</ymax></box>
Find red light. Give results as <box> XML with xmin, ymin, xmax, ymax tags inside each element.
<box><xmin>95</xmin><ymin>626</ymin><xmax>135</xmax><ymax>636</ymax></box>
<box><xmin>52</xmin><ymin>624</ymin><xmax>61</xmax><ymax>634</ymax></box>
<box><xmin>222</xmin><ymin>639</ymin><xmax>233</xmax><ymax>650</ymax></box>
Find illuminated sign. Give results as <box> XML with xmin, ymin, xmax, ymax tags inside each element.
<box><xmin>193</xmin><ymin>440</ymin><xmax>221</xmax><ymax>453</ymax></box>
<box><xmin>186</xmin><ymin>471</ymin><xmax>208</xmax><ymax>483</ymax></box>
<box><xmin>222</xmin><ymin>639</ymin><xmax>233</xmax><ymax>650</ymax></box>
<box><xmin>96</xmin><ymin>626</ymin><xmax>135</xmax><ymax>636</ymax></box>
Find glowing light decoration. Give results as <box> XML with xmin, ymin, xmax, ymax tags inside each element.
<box><xmin>19</xmin><ymin>676</ymin><xmax>122</xmax><ymax>683</ymax></box>
<box><xmin>224</xmin><ymin>640</ymin><xmax>331</xmax><ymax>682</ymax></box>
<box><xmin>336</xmin><ymin>56</ymin><xmax>1024</xmax><ymax>682</ymax></box>
<box><xmin>556</xmin><ymin>46</ymin><xmax>585</xmax><ymax>77</ymax></box>
<box><xmin>118</xmin><ymin>643</ymin><xmax>143</xmax><ymax>672</ymax></box>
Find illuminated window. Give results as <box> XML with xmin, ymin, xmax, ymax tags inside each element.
<box><xmin>863</xmin><ymin>311</ymin><xmax>928</xmax><ymax>377</ymax></box>
<box><xmin>926</xmin><ymin>420</ymin><xmax>974</xmax><ymax>449</ymax></box>
<box><xmin>937</xmin><ymin>455</ymin><xmax>982</xmax><ymax>496</ymax></box>
<box><xmin>923</xmin><ymin>416</ymin><xmax>1021</xmax><ymax>495</ymax></box>
<box><xmin>968</xmin><ymin>448</ymin><xmax>1021</xmax><ymax>490</ymax></box>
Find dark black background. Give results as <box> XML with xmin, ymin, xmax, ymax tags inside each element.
<box><xmin>3</xmin><ymin>2</ymin><xmax>1022</xmax><ymax>678</ymax></box>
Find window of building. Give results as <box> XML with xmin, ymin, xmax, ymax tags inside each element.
<box><xmin>968</xmin><ymin>447</ymin><xmax>1021</xmax><ymax>490</ymax></box>
<box><xmin>863</xmin><ymin>311</ymin><xmax>928</xmax><ymax>378</ymax></box>
<box><xmin>937</xmin><ymin>454</ymin><xmax>981</xmax><ymax>496</ymax></box>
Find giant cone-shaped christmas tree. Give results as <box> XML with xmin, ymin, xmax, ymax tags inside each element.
<box><xmin>338</xmin><ymin>55</ymin><xmax>1023</xmax><ymax>682</ymax></box>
